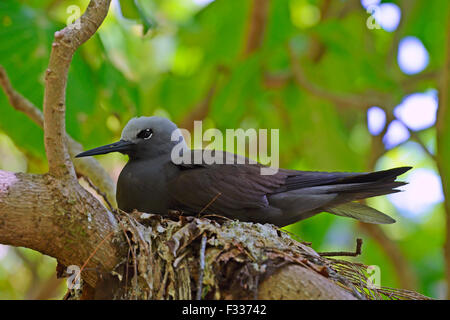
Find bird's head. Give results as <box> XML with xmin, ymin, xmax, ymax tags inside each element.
<box><xmin>76</xmin><ymin>116</ymin><xmax>186</xmax><ymax>160</ymax></box>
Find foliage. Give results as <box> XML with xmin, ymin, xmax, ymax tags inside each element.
<box><xmin>0</xmin><ymin>0</ymin><xmax>449</xmax><ymax>299</ymax></box>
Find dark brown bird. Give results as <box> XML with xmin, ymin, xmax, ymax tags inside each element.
<box><xmin>76</xmin><ymin>116</ymin><xmax>411</xmax><ymax>227</ymax></box>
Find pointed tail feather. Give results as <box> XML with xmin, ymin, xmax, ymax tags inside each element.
<box><xmin>337</xmin><ymin>166</ymin><xmax>412</xmax><ymax>185</ymax></box>
<box><xmin>324</xmin><ymin>202</ymin><xmax>396</xmax><ymax>224</ymax></box>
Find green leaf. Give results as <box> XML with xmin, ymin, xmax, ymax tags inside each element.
<box><xmin>119</xmin><ymin>0</ymin><xmax>156</xmax><ymax>35</ymax></box>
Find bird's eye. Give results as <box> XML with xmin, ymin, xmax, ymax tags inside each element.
<box><xmin>137</xmin><ymin>128</ymin><xmax>153</xmax><ymax>140</ymax></box>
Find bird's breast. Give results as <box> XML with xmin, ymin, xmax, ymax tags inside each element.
<box><xmin>116</xmin><ymin>159</ymin><xmax>179</xmax><ymax>215</ymax></box>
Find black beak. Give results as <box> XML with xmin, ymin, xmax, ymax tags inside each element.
<box><xmin>75</xmin><ymin>140</ymin><xmax>135</xmax><ymax>158</ymax></box>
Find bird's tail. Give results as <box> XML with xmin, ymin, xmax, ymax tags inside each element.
<box><xmin>323</xmin><ymin>166</ymin><xmax>412</xmax><ymax>224</ymax></box>
<box><xmin>324</xmin><ymin>202</ymin><xmax>395</xmax><ymax>224</ymax></box>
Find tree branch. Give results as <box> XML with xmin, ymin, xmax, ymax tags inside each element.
<box><xmin>43</xmin><ymin>0</ymin><xmax>111</xmax><ymax>178</ymax></box>
<box><xmin>0</xmin><ymin>65</ymin><xmax>117</xmax><ymax>207</ymax></box>
<box><xmin>258</xmin><ymin>264</ymin><xmax>356</xmax><ymax>299</ymax></box>
<box><xmin>308</xmin><ymin>0</ymin><xmax>331</xmax><ymax>63</ymax></box>
<box><xmin>0</xmin><ymin>67</ymin><xmax>44</xmax><ymax>126</ymax></box>
<box><xmin>0</xmin><ymin>0</ymin><xmax>432</xmax><ymax>300</ymax></box>
<box><xmin>0</xmin><ymin>0</ymin><xmax>120</xmax><ymax>290</ymax></box>
<box><xmin>386</xmin><ymin>0</ymin><xmax>417</xmax><ymax>70</ymax></box>
<box><xmin>0</xmin><ymin>170</ymin><xmax>121</xmax><ymax>287</ymax></box>
<box><xmin>243</xmin><ymin>0</ymin><xmax>270</xmax><ymax>56</ymax></box>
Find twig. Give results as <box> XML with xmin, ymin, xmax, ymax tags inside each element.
<box><xmin>71</xmin><ymin>230</ymin><xmax>115</xmax><ymax>289</ymax></box>
<box><xmin>277</xmin><ymin>228</ymin><xmax>312</xmax><ymax>246</ymax></box>
<box><xmin>114</xmin><ymin>213</ymin><xmax>139</xmax><ymax>298</ymax></box>
<box><xmin>0</xmin><ymin>66</ymin><xmax>45</xmax><ymax>125</ymax></box>
<box><xmin>196</xmin><ymin>233</ymin><xmax>207</xmax><ymax>300</ymax></box>
<box><xmin>0</xmin><ymin>64</ymin><xmax>116</xmax><ymax>206</ymax></box>
<box><xmin>337</xmin><ymin>0</ymin><xmax>360</xmax><ymax>19</ymax></box>
<box><xmin>253</xmin><ymin>272</ymin><xmax>259</xmax><ymax>300</ymax></box>
<box><xmin>122</xmin><ymin>227</ymin><xmax>138</xmax><ymax>299</ymax></box>
<box><xmin>308</xmin><ymin>0</ymin><xmax>331</xmax><ymax>63</ymax></box>
<box><xmin>400</xmin><ymin>70</ymin><xmax>438</xmax><ymax>93</ymax></box>
<box><xmin>198</xmin><ymin>192</ymin><xmax>222</xmax><ymax>216</ymax></box>
<box><xmin>43</xmin><ymin>0</ymin><xmax>111</xmax><ymax>178</ymax></box>
<box><xmin>386</xmin><ymin>0</ymin><xmax>416</xmax><ymax>69</ymax></box>
<box><xmin>244</xmin><ymin>0</ymin><xmax>270</xmax><ymax>56</ymax></box>
<box><xmin>84</xmin><ymin>175</ymin><xmax>142</xmax><ymax>298</ymax></box>
<box><xmin>82</xmin><ymin>175</ymin><xmax>114</xmax><ymax>211</ymax></box>
<box><xmin>125</xmin><ymin>247</ymin><xmax>130</xmax><ymax>297</ymax></box>
<box><xmin>201</xmin><ymin>213</ymin><xmax>232</xmax><ymax>222</ymax></box>
<box><xmin>319</xmin><ymin>238</ymin><xmax>363</xmax><ymax>257</ymax></box>
<box><xmin>131</xmin><ymin>245</ymin><xmax>138</xmax><ymax>300</ymax></box>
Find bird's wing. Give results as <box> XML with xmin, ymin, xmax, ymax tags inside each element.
<box><xmin>169</xmin><ymin>150</ymin><xmax>411</xmax><ymax>221</ymax></box>
<box><xmin>169</xmin><ymin>163</ymin><xmax>287</xmax><ymax>214</ymax></box>
<box><xmin>169</xmin><ymin>150</ymin><xmax>288</xmax><ymax>214</ymax></box>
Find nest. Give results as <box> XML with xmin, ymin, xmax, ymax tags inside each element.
<box><xmin>107</xmin><ymin>211</ymin><xmax>430</xmax><ymax>300</ymax></box>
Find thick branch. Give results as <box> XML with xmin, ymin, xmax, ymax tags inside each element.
<box><xmin>0</xmin><ymin>66</ymin><xmax>116</xmax><ymax>207</ymax></box>
<box><xmin>43</xmin><ymin>0</ymin><xmax>111</xmax><ymax>178</ymax></box>
<box><xmin>258</xmin><ymin>264</ymin><xmax>356</xmax><ymax>299</ymax></box>
<box><xmin>0</xmin><ymin>170</ymin><xmax>121</xmax><ymax>287</ymax></box>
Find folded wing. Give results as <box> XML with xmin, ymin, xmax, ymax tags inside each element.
<box><xmin>169</xmin><ymin>150</ymin><xmax>410</xmax><ymax>226</ymax></box>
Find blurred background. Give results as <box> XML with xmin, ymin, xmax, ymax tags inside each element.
<box><xmin>0</xmin><ymin>0</ymin><xmax>449</xmax><ymax>299</ymax></box>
